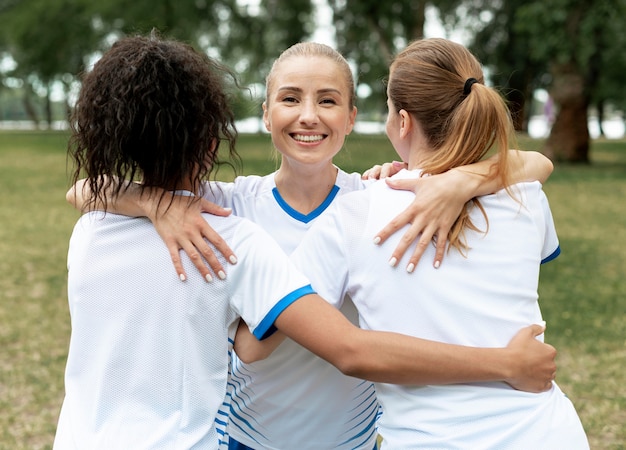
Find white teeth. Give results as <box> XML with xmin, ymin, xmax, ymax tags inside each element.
<box><xmin>293</xmin><ymin>134</ymin><xmax>324</xmax><ymax>142</ymax></box>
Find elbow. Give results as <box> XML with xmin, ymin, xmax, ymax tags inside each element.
<box><xmin>233</xmin><ymin>344</ymin><xmax>272</xmax><ymax>364</ymax></box>
<box><xmin>66</xmin><ymin>178</ymin><xmax>87</xmax><ymax>210</ymax></box>
<box><xmin>235</xmin><ymin>351</ymin><xmax>266</xmax><ymax>364</ymax></box>
<box><xmin>66</xmin><ymin>186</ymin><xmax>76</xmax><ymax>205</ymax></box>
<box><xmin>329</xmin><ymin>341</ymin><xmax>374</xmax><ymax>379</ymax></box>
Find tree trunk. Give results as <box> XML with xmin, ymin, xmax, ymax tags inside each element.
<box><xmin>596</xmin><ymin>100</ymin><xmax>605</xmax><ymax>137</ymax></box>
<box><xmin>543</xmin><ymin>63</ymin><xmax>590</xmax><ymax>163</ymax></box>
<box><xmin>45</xmin><ymin>85</ymin><xmax>53</xmax><ymax>129</ymax></box>
<box><xmin>22</xmin><ymin>86</ymin><xmax>39</xmax><ymax>129</ymax></box>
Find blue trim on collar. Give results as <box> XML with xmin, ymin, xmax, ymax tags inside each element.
<box><xmin>271</xmin><ymin>185</ymin><xmax>340</xmax><ymax>223</ymax></box>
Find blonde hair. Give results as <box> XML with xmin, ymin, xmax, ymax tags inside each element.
<box><xmin>265</xmin><ymin>42</ymin><xmax>356</xmax><ymax>109</ymax></box>
<box><xmin>388</xmin><ymin>38</ymin><xmax>516</xmax><ymax>254</ymax></box>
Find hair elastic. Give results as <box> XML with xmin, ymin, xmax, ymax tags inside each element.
<box><xmin>463</xmin><ymin>78</ymin><xmax>478</xmax><ymax>96</ymax></box>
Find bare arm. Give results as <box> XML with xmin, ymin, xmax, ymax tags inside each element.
<box><xmin>234</xmin><ymin>320</ymin><xmax>287</xmax><ymax>363</ymax></box>
<box><xmin>67</xmin><ymin>179</ymin><xmax>236</xmax><ymax>281</ymax></box>
<box><xmin>375</xmin><ymin>150</ymin><xmax>553</xmax><ymax>270</ymax></box>
<box><xmin>271</xmin><ymin>294</ymin><xmax>555</xmax><ymax>392</ymax></box>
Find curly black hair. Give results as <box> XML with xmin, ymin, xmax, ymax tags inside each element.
<box><xmin>69</xmin><ymin>31</ymin><xmax>240</xmax><ymax>211</ymax></box>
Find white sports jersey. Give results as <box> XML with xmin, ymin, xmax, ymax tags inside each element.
<box><xmin>290</xmin><ymin>170</ymin><xmax>589</xmax><ymax>450</ymax></box>
<box><xmin>54</xmin><ymin>210</ymin><xmax>313</xmax><ymax>450</ymax></box>
<box><xmin>207</xmin><ymin>170</ymin><xmax>380</xmax><ymax>450</ymax></box>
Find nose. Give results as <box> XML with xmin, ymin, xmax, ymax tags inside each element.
<box><xmin>299</xmin><ymin>100</ymin><xmax>319</xmax><ymax>125</ymax></box>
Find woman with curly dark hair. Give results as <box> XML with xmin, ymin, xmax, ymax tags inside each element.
<box><xmin>56</xmin><ymin>34</ymin><xmax>558</xmax><ymax>449</ymax></box>
<box><xmin>69</xmin><ymin>32</ymin><xmax>240</xmax><ymax>244</ymax></box>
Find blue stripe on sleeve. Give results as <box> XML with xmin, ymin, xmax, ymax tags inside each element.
<box><xmin>541</xmin><ymin>245</ymin><xmax>561</xmax><ymax>264</ymax></box>
<box><xmin>253</xmin><ymin>284</ymin><xmax>316</xmax><ymax>340</ymax></box>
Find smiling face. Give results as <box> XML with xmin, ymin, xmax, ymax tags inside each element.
<box><xmin>263</xmin><ymin>55</ymin><xmax>357</xmax><ymax>170</ymax></box>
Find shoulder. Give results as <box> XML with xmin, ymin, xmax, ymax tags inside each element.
<box><xmin>335</xmin><ymin>168</ymin><xmax>368</xmax><ymax>194</ymax></box>
<box><xmin>489</xmin><ymin>180</ymin><xmax>545</xmax><ymax>206</ymax></box>
<box><xmin>232</xmin><ymin>173</ymin><xmax>275</xmax><ymax>196</ymax></box>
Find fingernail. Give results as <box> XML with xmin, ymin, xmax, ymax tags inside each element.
<box><xmin>373</xmin><ymin>236</ymin><xmax>381</xmax><ymax>245</ymax></box>
<box><xmin>223</xmin><ymin>207</ymin><xmax>233</xmax><ymax>213</ymax></box>
<box><xmin>434</xmin><ymin>260</ymin><xmax>441</xmax><ymax>269</ymax></box>
<box><xmin>229</xmin><ymin>255</ymin><xmax>238</xmax><ymax>264</ymax></box>
<box><xmin>539</xmin><ymin>320</ymin><xmax>546</xmax><ymax>328</ymax></box>
<box><xmin>205</xmin><ymin>273</ymin><xmax>213</xmax><ymax>283</ymax></box>
<box><xmin>406</xmin><ymin>263</ymin><xmax>415</xmax><ymax>273</ymax></box>
<box><xmin>388</xmin><ymin>257</ymin><xmax>397</xmax><ymax>267</ymax></box>
<box><xmin>179</xmin><ymin>273</ymin><xmax>186</xmax><ymax>281</ymax></box>
<box><xmin>218</xmin><ymin>270</ymin><xmax>227</xmax><ymax>280</ymax></box>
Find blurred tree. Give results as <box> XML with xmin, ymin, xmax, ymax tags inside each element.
<box><xmin>211</xmin><ymin>0</ymin><xmax>315</xmax><ymax>117</ymax></box>
<box><xmin>64</xmin><ymin>0</ymin><xmax>314</xmax><ymax>117</ymax></box>
<box><xmin>330</xmin><ymin>0</ymin><xmax>430</xmax><ymax>117</ymax></box>
<box><xmin>514</xmin><ymin>0</ymin><xmax>625</xmax><ymax>162</ymax></box>
<box><xmin>437</xmin><ymin>0</ymin><xmax>546</xmax><ymax>132</ymax></box>
<box><xmin>0</xmin><ymin>0</ymin><xmax>316</xmax><ymax>123</ymax></box>
<box><xmin>0</xmin><ymin>0</ymin><xmax>101</xmax><ymax>127</ymax></box>
<box><xmin>438</xmin><ymin>0</ymin><xmax>626</xmax><ymax>163</ymax></box>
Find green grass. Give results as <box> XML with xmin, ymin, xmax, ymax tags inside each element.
<box><xmin>0</xmin><ymin>130</ymin><xmax>624</xmax><ymax>449</ymax></box>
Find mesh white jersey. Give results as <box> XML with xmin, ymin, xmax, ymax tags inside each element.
<box><xmin>206</xmin><ymin>170</ymin><xmax>380</xmax><ymax>450</ymax></box>
<box><xmin>290</xmin><ymin>170</ymin><xmax>589</xmax><ymax>450</ymax></box>
<box><xmin>54</xmin><ymin>209</ymin><xmax>313</xmax><ymax>450</ymax></box>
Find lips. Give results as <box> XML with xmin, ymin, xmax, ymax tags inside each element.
<box><xmin>291</xmin><ymin>134</ymin><xmax>325</xmax><ymax>143</ymax></box>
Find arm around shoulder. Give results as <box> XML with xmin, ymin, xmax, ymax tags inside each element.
<box><xmin>274</xmin><ymin>294</ymin><xmax>556</xmax><ymax>391</ymax></box>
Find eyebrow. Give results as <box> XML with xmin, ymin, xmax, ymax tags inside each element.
<box><xmin>277</xmin><ymin>86</ymin><xmax>342</xmax><ymax>96</ymax></box>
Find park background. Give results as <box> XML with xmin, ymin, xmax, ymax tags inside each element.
<box><xmin>1</xmin><ymin>0</ymin><xmax>625</xmax><ymax>448</ymax></box>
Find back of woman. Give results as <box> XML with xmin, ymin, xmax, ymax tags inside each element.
<box><xmin>291</xmin><ymin>176</ymin><xmax>587</xmax><ymax>449</ymax></box>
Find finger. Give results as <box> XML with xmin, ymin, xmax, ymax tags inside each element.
<box><xmin>201</xmin><ymin>223</ymin><xmax>237</xmax><ymax>266</ymax></box>
<box><xmin>385</xmin><ymin>177</ymin><xmax>421</xmax><ymax>192</ymax></box>
<box><xmin>387</xmin><ymin>226</ymin><xmax>421</xmax><ymax>268</ymax></box>
<box><xmin>379</xmin><ymin>163</ymin><xmax>394</xmax><ymax>178</ymax></box>
<box><xmin>373</xmin><ymin>208</ymin><xmax>415</xmax><ymax>245</ymax></box>
<box><xmin>200</xmin><ymin>198</ymin><xmax>232</xmax><ymax>217</ymax></box>
<box><xmin>392</xmin><ymin>160</ymin><xmax>407</xmax><ymax>170</ymax></box>
<box><xmin>405</xmin><ymin>226</ymin><xmax>438</xmax><ymax>272</ymax></box>
<box><xmin>365</xmin><ymin>165</ymin><xmax>382</xmax><ymax>180</ymax></box>
<box><xmin>430</xmin><ymin>224</ymin><xmax>452</xmax><ymax>268</ymax></box>
<box><xmin>387</xmin><ymin>215</ymin><xmax>434</xmax><ymax>270</ymax></box>
<box><xmin>530</xmin><ymin>321</ymin><xmax>547</xmax><ymax>337</ymax></box>
<box><xmin>167</xmin><ymin>245</ymin><xmax>188</xmax><ymax>281</ymax></box>
<box><xmin>405</xmin><ymin>238</ymin><xmax>430</xmax><ymax>273</ymax></box>
<box><xmin>180</xmin><ymin>241</ymin><xmax>217</xmax><ymax>282</ymax></box>
<box><xmin>431</xmin><ymin>233</ymin><xmax>447</xmax><ymax>269</ymax></box>
<box><xmin>403</xmin><ymin>221</ymin><xmax>438</xmax><ymax>271</ymax></box>
<box><xmin>380</xmin><ymin>161</ymin><xmax>407</xmax><ymax>178</ymax></box>
<box><xmin>198</xmin><ymin>244</ymin><xmax>227</xmax><ymax>281</ymax></box>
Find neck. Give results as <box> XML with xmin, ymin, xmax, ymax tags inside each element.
<box><xmin>274</xmin><ymin>162</ymin><xmax>338</xmax><ymax>215</ymax></box>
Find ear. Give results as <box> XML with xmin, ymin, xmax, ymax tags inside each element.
<box><xmin>262</xmin><ymin>102</ymin><xmax>271</xmax><ymax>132</ymax></box>
<box><xmin>345</xmin><ymin>106</ymin><xmax>357</xmax><ymax>135</ymax></box>
<box><xmin>398</xmin><ymin>109</ymin><xmax>413</xmax><ymax>139</ymax></box>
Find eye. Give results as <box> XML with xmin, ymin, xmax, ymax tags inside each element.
<box><xmin>320</xmin><ymin>98</ymin><xmax>337</xmax><ymax>105</ymax></box>
<box><xmin>280</xmin><ymin>95</ymin><xmax>298</xmax><ymax>103</ymax></box>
